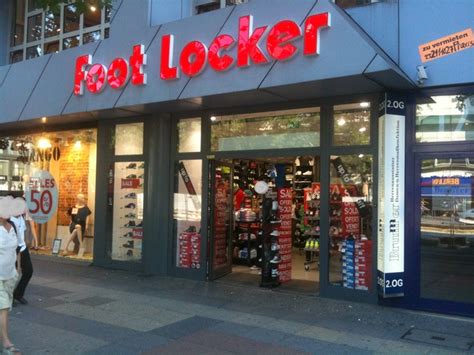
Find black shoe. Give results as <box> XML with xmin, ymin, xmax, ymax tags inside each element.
<box><xmin>124</xmin><ymin>220</ymin><xmax>136</xmax><ymax>227</ymax></box>
<box><xmin>122</xmin><ymin>232</ymin><xmax>133</xmax><ymax>238</ymax></box>
<box><xmin>126</xmin><ymin>174</ymin><xmax>137</xmax><ymax>179</ymax></box>
<box><xmin>124</xmin><ymin>192</ymin><xmax>137</xmax><ymax>199</ymax></box>
<box><xmin>123</xmin><ymin>241</ymin><xmax>134</xmax><ymax>249</ymax></box>
<box><xmin>127</xmin><ymin>249</ymin><xmax>133</xmax><ymax>256</ymax></box>
<box><xmin>126</xmin><ymin>163</ymin><xmax>137</xmax><ymax>169</ymax></box>
<box><xmin>138</xmin><ymin>163</ymin><xmax>145</xmax><ymax>169</ymax></box>
<box><xmin>136</xmin><ymin>221</ymin><xmax>143</xmax><ymax>227</ymax></box>
<box><xmin>124</xmin><ymin>203</ymin><xmax>136</xmax><ymax>209</ymax></box>
<box><xmin>15</xmin><ymin>297</ymin><xmax>28</xmax><ymax>305</ymax></box>
<box><xmin>124</xmin><ymin>212</ymin><xmax>136</xmax><ymax>218</ymax></box>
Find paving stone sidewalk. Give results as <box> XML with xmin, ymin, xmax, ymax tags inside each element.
<box><xmin>8</xmin><ymin>256</ymin><xmax>474</xmax><ymax>354</ymax></box>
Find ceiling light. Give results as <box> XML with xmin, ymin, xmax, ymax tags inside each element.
<box><xmin>210</xmin><ymin>116</ymin><xmax>217</xmax><ymax>122</ymax></box>
<box><xmin>359</xmin><ymin>127</ymin><xmax>367</xmax><ymax>133</ymax></box>
<box><xmin>360</xmin><ymin>102</ymin><xmax>370</xmax><ymax>108</ymax></box>
<box><xmin>358</xmin><ymin>154</ymin><xmax>364</xmax><ymax>158</ymax></box>
<box><xmin>74</xmin><ymin>141</ymin><xmax>82</xmax><ymax>149</ymax></box>
<box><xmin>41</xmin><ymin>116</ymin><xmax>47</xmax><ymax>123</ymax></box>
<box><xmin>90</xmin><ymin>5</ymin><xmax>97</xmax><ymax>11</ymax></box>
<box><xmin>38</xmin><ymin>138</ymin><xmax>51</xmax><ymax>149</ymax></box>
<box><xmin>337</xmin><ymin>118</ymin><xmax>346</xmax><ymax>127</ymax></box>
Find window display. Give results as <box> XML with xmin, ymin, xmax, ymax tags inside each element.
<box><xmin>178</xmin><ymin>118</ymin><xmax>201</xmax><ymax>153</ymax></box>
<box><xmin>115</xmin><ymin>123</ymin><xmax>144</xmax><ymax>156</ymax></box>
<box><xmin>0</xmin><ymin>129</ymin><xmax>97</xmax><ymax>261</ymax></box>
<box><xmin>174</xmin><ymin>160</ymin><xmax>202</xmax><ymax>268</ymax></box>
<box><xmin>111</xmin><ymin>162</ymin><xmax>145</xmax><ymax>261</ymax></box>
<box><xmin>329</xmin><ymin>155</ymin><xmax>373</xmax><ymax>290</ymax></box>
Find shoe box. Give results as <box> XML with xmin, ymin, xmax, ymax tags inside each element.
<box><xmin>341</xmin><ymin>239</ymin><xmax>355</xmax><ymax>289</ymax></box>
<box><xmin>178</xmin><ymin>231</ymin><xmax>201</xmax><ymax>269</ymax></box>
<box><xmin>355</xmin><ymin>240</ymin><xmax>372</xmax><ymax>290</ymax></box>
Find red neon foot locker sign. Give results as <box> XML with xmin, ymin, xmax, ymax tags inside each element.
<box><xmin>73</xmin><ymin>13</ymin><xmax>331</xmax><ymax>95</ymax></box>
<box><xmin>74</xmin><ymin>44</ymin><xmax>147</xmax><ymax>95</ymax></box>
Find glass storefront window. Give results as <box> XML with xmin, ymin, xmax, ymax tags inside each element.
<box><xmin>178</xmin><ymin>118</ymin><xmax>201</xmax><ymax>153</ymax></box>
<box><xmin>211</xmin><ymin>108</ymin><xmax>320</xmax><ymax>152</ymax></box>
<box><xmin>63</xmin><ymin>35</ymin><xmax>80</xmax><ymax>50</ymax></box>
<box><xmin>329</xmin><ymin>154</ymin><xmax>373</xmax><ymax>290</ymax></box>
<box><xmin>27</xmin><ymin>14</ymin><xmax>42</xmax><ymax>43</ymax></box>
<box><xmin>333</xmin><ymin>103</ymin><xmax>371</xmax><ymax>146</ymax></box>
<box><xmin>44</xmin><ymin>41</ymin><xmax>59</xmax><ymax>54</ymax></box>
<box><xmin>419</xmin><ymin>157</ymin><xmax>474</xmax><ymax>304</ymax></box>
<box><xmin>84</xmin><ymin>3</ymin><xmax>101</xmax><ymax>28</ymax></box>
<box><xmin>63</xmin><ymin>4</ymin><xmax>80</xmax><ymax>33</ymax></box>
<box><xmin>45</xmin><ymin>10</ymin><xmax>61</xmax><ymax>38</ymax></box>
<box><xmin>11</xmin><ymin>0</ymin><xmax>25</xmax><ymax>47</ymax></box>
<box><xmin>26</xmin><ymin>45</ymin><xmax>41</xmax><ymax>60</ymax></box>
<box><xmin>115</xmin><ymin>123</ymin><xmax>144</xmax><ymax>156</ymax></box>
<box><xmin>111</xmin><ymin>161</ymin><xmax>145</xmax><ymax>262</ymax></box>
<box><xmin>416</xmin><ymin>95</ymin><xmax>474</xmax><ymax>143</ymax></box>
<box><xmin>0</xmin><ymin>129</ymin><xmax>97</xmax><ymax>261</ymax></box>
<box><xmin>174</xmin><ymin>160</ymin><xmax>202</xmax><ymax>269</ymax></box>
<box><xmin>10</xmin><ymin>50</ymin><xmax>23</xmax><ymax>64</ymax></box>
<box><xmin>83</xmin><ymin>30</ymin><xmax>101</xmax><ymax>45</ymax></box>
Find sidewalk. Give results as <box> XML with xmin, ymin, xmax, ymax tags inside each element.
<box><xmin>9</xmin><ymin>256</ymin><xmax>474</xmax><ymax>354</ymax></box>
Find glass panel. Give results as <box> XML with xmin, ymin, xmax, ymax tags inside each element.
<box><xmin>10</xmin><ymin>50</ymin><xmax>23</xmax><ymax>64</ymax></box>
<box><xmin>44</xmin><ymin>10</ymin><xmax>61</xmax><ymax>38</ymax></box>
<box><xmin>174</xmin><ymin>160</ymin><xmax>202</xmax><ymax>269</ymax></box>
<box><xmin>212</xmin><ymin>163</ymin><xmax>233</xmax><ymax>274</ymax></box>
<box><xmin>211</xmin><ymin>108</ymin><xmax>320</xmax><ymax>152</ymax></box>
<box><xmin>416</xmin><ymin>95</ymin><xmax>474</xmax><ymax>143</ymax></box>
<box><xmin>63</xmin><ymin>4</ymin><xmax>80</xmax><ymax>33</ymax></box>
<box><xmin>115</xmin><ymin>123</ymin><xmax>144</xmax><ymax>156</ymax></box>
<box><xmin>44</xmin><ymin>41</ymin><xmax>59</xmax><ymax>54</ymax></box>
<box><xmin>26</xmin><ymin>45</ymin><xmax>42</xmax><ymax>60</ymax></box>
<box><xmin>83</xmin><ymin>30</ymin><xmax>101</xmax><ymax>44</ymax></box>
<box><xmin>27</xmin><ymin>14</ymin><xmax>42</xmax><ymax>43</ymax></box>
<box><xmin>63</xmin><ymin>35</ymin><xmax>80</xmax><ymax>50</ymax></box>
<box><xmin>0</xmin><ymin>160</ymin><xmax>9</xmax><ymax>191</ymax></box>
<box><xmin>333</xmin><ymin>103</ymin><xmax>371</xmax><ymax>146</ymax></box>
<box><xmin>11</xmin><ymin>0</ymin><xmax>25</xmax><ymax>46</ymax></box>
<box><xmin>178</xmin><ymin>118</ymin><xmax>201</xmax><ymax>153</ymax></box>
<box><xmin>104</xmin><ymin>27</ymin><xmax>110</xmax><ymax>39</ymax></box>
<box><xmin>420</xmin><ymin>157</ymin><xmax>474</xmax><ymax>303</ymax></box>
<box><xmin>84</xmin><ymin>2</ymin><xmax>101</xmax><ymax>27</ymax></box>
<box><xmin>329</xmin><ymin>155</ymin><xmax>373</xmax><ymax>290</ymax></box>
<box><xmin>111</xmin><ymin>161</ymin><xmax>145</xmax><ymax>261</ymax></box>
<box><xmin>105</xmin><ymin>5</ymin><xmax>112</xmax><ymax>23</ymax></box>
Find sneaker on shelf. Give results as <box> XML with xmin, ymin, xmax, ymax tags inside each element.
<box><xmin>124</xmin><ymin>220</ymin><xmax>136</xmax><ymax>227</ymax></box>
<box><xmin>270</xmin><ymin>230</ymin><xmax>280</xmax><ymax>237</ymax></box>
<box><xmin>305</xmin><ymin>239</ymin><xmax>311</xmax><ymax>249</ymax></box>
<box><xmin>123</xmin><ymin>241</ymin><xmax>134</xmax><ymax>248</ymax></box>
<box><xmin>138</xmin><ymin>163</ymin><xmax>145</xmax><ymax>169</ymax></box>
<box><xmin>310</xmin><ymin>240</ymin><xmax>316</xmax><ymax>249</ymax></box>
<box><xmin>268</xmin><ymin>215</ymin><xmax>281</xmax><ymax>224</ymax></box>
<box><xmin>271</xmin><ymin>269</ymin><xmax>280</xmax><ymax>277</ymax></box>
<box><xmin>124</xmin><ymin>192</ymin><xmax>137</xmax><ymax>199</ymax></box>
<box><xmin>295</xmin><ymin>170</ymin><xmax>302</xmax><ymax>176</ymax></box>
<box><xmin>136</xmin><ymin>221</ymin><xmax>143</xmax><ymax>227</ymax></box>
<box><xmin>124</xmin><ymin>203</ymin><xmax>136</xmax><ymax>209</ymax></box>
<box><xmin>126</xmin><ymin>249</ymin><xmax>133</xmax><ymax>257</ymax></box>
<box><xmin>124</xmin><ymin>212</ymin><xmax>136</xmax><ymax>218</ymax></box>
<box><xmin>126</xmin><ymin>174</ymin><xmax>137</xmax><ymax>179</ymax></box>
<box><xmin>122</xmin><ymin>232</ymin><xmax>133</xmax><ymax>238</ymax></box>
<box><xmin>271</xmin><ymin>243</ymin><xmax>280</xmax><ymax>251</ymax></box>
<box><xmin>125</xmin><ymin>163</ymin><xmax>137</xmax><ymax>169</ymax></box>
<box><xmin>303</xmin><ymin>170</ymin><xmax>312</xmax><ymax>176</ymax></box>
<box><xmin>138</xmin><ymin>174</ymin><xmax>145</xmax><ymax>179</ymax></box>
<box><xmin>270</xmin><ymin>255</ymin><xmax>281</xmax><ymax>264</ymax></box>
<box><xmin>185</xmin><ymin>226</ymin><xmax>197</xmax><ymax>233</ymax></box>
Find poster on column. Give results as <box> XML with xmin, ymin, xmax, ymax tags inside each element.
<box><xmin>278</xmin><ymin>188</ymin><xmax>293</xmax><ymax>283</ymax></box>
<box><xmin>377</xmin><ymin>93</ymin><xmax>406</xmax><ymax>298</ymax></box>
<box><xmin>25</xmin><ymin>170</ymin><xmax>59</xmax><ymax>224</ymax></box>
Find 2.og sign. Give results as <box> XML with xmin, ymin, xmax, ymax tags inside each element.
<box><xmin>25</xmin><ymin>170</ymin><xmax>58</xmax><ymax>224</ymax></box>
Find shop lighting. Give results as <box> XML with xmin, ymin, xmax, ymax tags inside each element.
<box><xmin>41</xmin><ymin>116</ymin><xmax>47</xmax><ymax>123</ymax></box>
<box><xmin>358</xmin><ymin>154</ymin><xmax>364</xmax><ymax>158</ymax></box>
<box><xmin>359</xmin><ymin>127</ymin><xmax>367</xmax><ymax>133</ymax></box>
<box><xmin>38</xmin><ymin>138</ymin><xmax>52</xmax><ymax>149</ymax></box>
<box><xmin>337</xmin><ymin>118</ymin><xmax>346</xmax><ymax>126</ymax></box>
<box><xmin>74</xmin><ymin>141</ymin><xmax>82</xmax><ymax>149</ymax></box>
<box><xmin>210</xmin><ymin>116</ymin><xmax>217</xmax><ymax>122</ymax></box>
<box><xmin>90</xmin><ymin>6</ymin><xmax>97</xmax><ymax>11</ymax></box>
<box><xmin>360</xmin><ymin>102</ymin><xmax>370</xmax><ymax>108</ymax></box>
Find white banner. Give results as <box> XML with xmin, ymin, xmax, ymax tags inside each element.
<box><xmin>25</xmin><ymin>170</ymin><xmax>59</xmax><ymax>224</ymax></box>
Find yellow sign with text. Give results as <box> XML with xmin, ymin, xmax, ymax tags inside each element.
<box><xmin>419</xmin><ymin>28</ymin><xmax>474</xmax><ymax>63</ymax></box>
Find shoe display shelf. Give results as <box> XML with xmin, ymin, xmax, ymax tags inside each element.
<box><xmin>293</xmin><ymin>161</ymin><xmax>315</xmax><ymax>203</ymax></box>
<box><xmin>260</xmin><ymin>195</ymin><xmax>281</xmax><ymax>288</ymax></box>
<box><xmin>303</xmin><ymin>187</ymin><xmax>320</xmax><ymax>271</ymax></box>
<box><xmin>233</xmin><ymin>220</ymin><xmax>260</xmax><ymax>266</ymax></box>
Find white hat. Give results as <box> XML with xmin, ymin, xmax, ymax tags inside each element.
<box><xmin>0</xmin><ymin>196</ymin><xmax>27</xmax><ymax>219</ymax></box>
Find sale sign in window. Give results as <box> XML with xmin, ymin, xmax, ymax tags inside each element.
<box><xmin>25</xmin><ymin>170</ymin><xmax>59</xmax><ymax>224</ymax></box>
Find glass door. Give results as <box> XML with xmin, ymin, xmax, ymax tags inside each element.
<box><xmin>209</xmin><ymin>160</ymin><xmax>233</xmax><ymax>279</ymax></box>
<box><xmin>417</xmin><ymin>155</ymin><xmax>474</xmax><ymax>305</ymax></box>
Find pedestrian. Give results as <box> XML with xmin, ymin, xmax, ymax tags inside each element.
<box><xmin>10</xmin><ymin>197</ymin><xmax>33</xmax><ymax>306</ymax></box>
<box><xmin>0</xmin><ymin>196</ymin><xmax>25</xmax><ymax>355</ymax></box>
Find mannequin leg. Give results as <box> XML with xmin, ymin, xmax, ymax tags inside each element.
<box><xmin>76</xmin><ymin>225</ymin><xmax>85</xmax><ymax>257</ymax></box>
<box><xmin>62</xmin><ymin>230</ymin><xmax>78</xmax><ymax>255</ymax></box>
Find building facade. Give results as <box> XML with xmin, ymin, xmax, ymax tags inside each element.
<box><xmin>0</xmin><ymin>0</ymin><xmax>473</xmax><ymax>317</ymax></box>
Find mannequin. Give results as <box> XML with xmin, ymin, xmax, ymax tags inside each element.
<box><xmin>62</xmin><ymin>194</ymin><xmax>91</xmax><ymax>257</ymax></box>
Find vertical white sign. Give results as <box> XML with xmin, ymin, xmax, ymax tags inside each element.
<box><xmin>377</xmin><ymin>93</ymin><xmax>406</xmax><ymax>298</ymax></box>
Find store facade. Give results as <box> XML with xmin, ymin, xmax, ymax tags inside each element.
<box><xmin>0</xmin><ymin>0</ymin><xmax>473</xmax><ymax>317</ymax></box>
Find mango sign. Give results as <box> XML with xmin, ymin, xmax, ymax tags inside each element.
<box><xmin>419</xmin><ymin>28</ymin><xmax>474</xmax><ymax>63</ymax></box>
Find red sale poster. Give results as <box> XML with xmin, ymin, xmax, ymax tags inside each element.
<box><xmin>278</xmin><ymin>188</ymin><xmax>292</xmax><ymax>283</ymax></box>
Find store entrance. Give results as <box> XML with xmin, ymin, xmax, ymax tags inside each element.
<box><xmin>209</xmin><ymin>156</ymin><xmax>321</xmax><ymax>293</ymax></box>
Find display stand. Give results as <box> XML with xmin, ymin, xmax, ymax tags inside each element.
<box><xmin>260</xmin><ymin>194</ymin><xmax>281</xmax><ymax>288</ymax></box>
<box><xmin>233</xmin><ymin>220</ymin><xmax>259</xmax><ymax>266</ymax></box>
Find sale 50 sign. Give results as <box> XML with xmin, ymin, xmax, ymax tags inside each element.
<box><xmin>25</xmin><ymin>170</ymin><xmax>59</xmax><ymax>224</ymax></box>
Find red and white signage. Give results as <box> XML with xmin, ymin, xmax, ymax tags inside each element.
<box><xmin>73</xmin><ymin>13</ymin><xmax>331</xmax><ymax>95</ymax></box>
<box><xmin>278</xmin><ymin>188</ymin><xmax>293</xmax><ymax>283</ymax></box>
<box><xmin>25</xmin><ymin>170</ymin><xmax>59</xmax><ymax>224</ymax></box>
